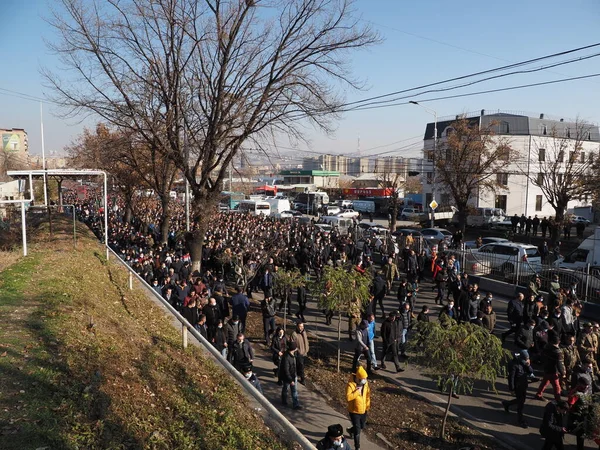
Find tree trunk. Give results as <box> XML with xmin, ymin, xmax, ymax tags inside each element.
<box><xmin>186</xmin><ymin>193</ymin><xmax>219</xmax><ymax>273</ymax></box>
<box><xmin>390</xmin><ymin>196</ymin><xmax>398</xmax><ymax>232</ymax></box>
<box><xmin>123</xmin><ymin>190</ymin><xmax>134</xmax><ymax>224</ymax></box>
<box><xmin>440</xmin><ymin>384</ymin><xmax>453</xmax><ymax>440</ymax></box>
<box><xmin>552</xmin><ymin>202</ymin><xmax>567</xmax><ymax>243</ymax></box>
<box><xmin>456</xmin><ymin>208</ymin><xmax>468</xmax><ymax>234</ymax></box>
<box><xmin>159</xmin><ymin>195</ymin><xmax>170</xmax><ymax>245</ymax></box>
<box><xmin>337</xmin><ymin>312</ymin><xmax>342</xmax><ymax>373</ymax></box>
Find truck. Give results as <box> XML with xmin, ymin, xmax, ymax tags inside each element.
<box><xmin>351</xmin><ymin>200</ymin><xmax>375</xmax><ymax>214</ymax></box>
<box><xmin>265</xmin><ymin>198</ymin><xmax>292</xmax><ymax>215</ymax></box>
<box><xmin>418</xmin><ymin>206</ymin><xmax>458</xmax><ymax>226</ymax></box>
<box><xmin>554</xmin><ymin>226</ymin><xmax>600</xmax><ymax>269</ymax></box>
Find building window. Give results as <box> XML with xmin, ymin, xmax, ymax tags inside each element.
<box><xmin>495</xmin><ymin>195</ymin><xmax>507</xmax><ymax>211</ymax></box>
<box><xmin>445</xmin><ymin>148</ymin><xmax>452</xmax><ymax>161</ymax></box>
<box><xmin>558</xmin><ymin>150</ymin><xmax>564</xmax><ymax>162</ymax></box>
<box><xmin>426</xmin><ymin>150</ymin><xmax>434</xmax><ymax>161</ymax></box>
<box><xmin>538</xmin><ymin>148</ymin><xmax>546</xmax><ymax>162</ymax></box>
<box><xmin>540</xmin><ymin>124</ymin><xmax>547</xmax><ymax>135</ymax></box>
<box><xmin>537</xmin><ymin>173</ymin><xmax>544</xmax><ymax>185</ymax></box>
<box><xmin>581</xmin><ymin>152</ymin><xmax>586</xmax><ymax>163</ymax></box>
<box><xmin>441</xmin><ymin>194</ymin><xmax>451</xmax><ymax>205</ymax></box>
<box><xmin>497</xmin><ymin>145</ymin><xmax>510</xmax><ymax>161</ymax></box>
<box><xmin>566</xmin><ymin>127</ymin><xmax>571</xmax><ymax>138</ymax></box>
<box><xmin>535</xmin><ymin>195</ymin><xmax>543</xmax><ymax>211</ymax></box>
<box><xmin>426</xmin><ymin>172</ymin><xmax>433</xmax><ymax>184</ymax></box>
<box><xmin>496</xmin><ymin>173</ymin><xmax>509</xmax><ymax>186</ymax></box>
<box><xmin>500</xmin><ymin>121</ymin><xmax>510</xmax><ymax>134</ymax></box>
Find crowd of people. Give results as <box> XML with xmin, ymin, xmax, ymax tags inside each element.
<box><xmin>61</xmin><ymin>188</ymin><xmax>600</xmax><ymax>450</ymax></box>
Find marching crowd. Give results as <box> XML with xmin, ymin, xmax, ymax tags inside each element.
<box><xmin>62</xmin><ymin>189</ymin><xmax>600</xmax><ymax>450</ymax></box>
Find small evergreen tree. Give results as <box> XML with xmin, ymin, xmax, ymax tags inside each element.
<box><xmin>313</xmin><ymin>266</ymin><xmax>372</xmax><ymax>372</ymax></box>
<box><xmin>274</xmin><ymin>268</ymin><xmax>306</xmax><ymax>332</ymax></box>
<box><xmin>411</xmin><ymin>320</ymin><xmax>509</xmax><ymax>439</ymax></box>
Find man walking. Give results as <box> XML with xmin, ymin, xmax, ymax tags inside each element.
<box><xmin>291</xmin><ymin>321</ymin><xmax>309</xmax><ymax>384</ymax></box>
<box><xmin>352</xmin><ymin>320</ymin><xmax>372</xmax><ymax>375</ymax></box>
<box><xmin>536</xmin><ymin>334</ymin><xmax>565</xmax><ymax>401</ymax></box>
<box><xmin>540</xmin><ymin>400</ymin><xmax>569</xmax><ymax>450</ymax></box>
<box><xmin>280</xmin><ymin>341</ymin><xmax>302</xmax><ymax>410</ymax></box>
<box><xmin>502</xmin><ymin>293</ymin><xmax>524</xmax><ymax>344</ymax></box>
<box><xmin>379</xmin><ymin>311</ymin><xmax>403</xmax><ymax>373</ymax></box>
<box><xmin>316</xmin><ymin>424</ymin><xmax>352</xmax><ymax>450</ymax></box>
<box><xmin>502</xmin><ymin>352</ymin><xmax>535</xmax><ymax>428</ymax></box>
<box><xmin>346</xmin><ymin>366</ymin><xmax>371</xmax><ymax>450</ymax></box>
<box><xmin>231</xmin><ymin>286</ymin><xmax>250</xmax><ymax>333</ymax></box>
<box><xmin>261</xmin><ymin>295</ymin><xmax>277</xmax><ymax>345</ymax></box>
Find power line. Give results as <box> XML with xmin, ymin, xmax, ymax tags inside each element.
<box><xmin>347</xmin><ymin>51</ymin><xmax>600</xmax><ymax>110</ymax></box>
<box><xmin>0</xmin><ymin>88</ymin><xmax>50</xmax><ymax>104</ymax></box>
<box><xmin>345</xmin><ymin>72</ymin><xmax>600</xmax><ymax>112</ymax></box>
<box><xmin>339</xmin><ymin>42</ymin><xmax>600</xmax><ymax>109</ymax></box>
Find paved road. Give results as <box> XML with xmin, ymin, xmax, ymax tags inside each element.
<box><xmin>288</xmin><ymin>275</ymin><xmax>593</xmax><ymax>450</ymax></box>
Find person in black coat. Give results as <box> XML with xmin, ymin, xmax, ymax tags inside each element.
<box><xmin>502</xmin><ymin>352</ymin><xmax>535</xmax><ymax>428</ymax></box>
<box><xmin>370</xmin><ymin>272</ymin><xmax>387</xmax><ymax>319</ymax></box>
<box><xmin>379</xmin><ymin>312</ymin><xmax>402</xmax><ymax>372</ymax></box>
<box><xmin>228</xmin><ymin>333</ymin><xmax>254</xmax><ymax>372</ymax></box>
<box><xmin>271</xmin><ymin>327</ymin><xmax>286</xmax><ymax>384</ymax></box>
<box><xmin>182</xmin><ymin>298</ymin><xmax>199</xmax><ymax>329</ymax></box>
<box><xmin>213</xmin><ymin>319</ymin><xmax>228</xmax><ymax>358</ymax></box>
<box><xmin>280</xmin><ymin>342</ymin><xmax>301</xmax><ymax>409</ymax></box>
<box><xmin>202</xmin><ymin>297</ymin><xmax>222</xmax><ymax>341</ymax></box>
<box><xmin>502</xmin><ymin>293</ymin><xmax>525</xmax><ymax>343</ymax></box>
<box><xmin>539</xmin><ymin>400</ymin><xmax>569</xmax><ymax>450</ymax></box>
<box><xmin>515</xmin><ymin>319</ymin><xmax>536</xmax><ymax>359</ymax></box>
<box><xmin>296</xmin><ymin>285</ymin><xmax>307</xmax><ymax>323</ymax></box>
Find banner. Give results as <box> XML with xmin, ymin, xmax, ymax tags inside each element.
<box><xmin>2</xmin><ymin>133</ymin><xmax>21</xmax><ymax>152</ymax></box>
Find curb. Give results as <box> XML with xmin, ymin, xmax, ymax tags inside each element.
<box><xmin>310</xmin><ymin>331</ymin><xmax>533</xmax><ymax>450</ymax></box>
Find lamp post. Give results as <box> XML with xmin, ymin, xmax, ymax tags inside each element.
<box><xmin>409</xmin><ymin>101</ymin><xmax>437</xmax><ymax>227</ymax></box>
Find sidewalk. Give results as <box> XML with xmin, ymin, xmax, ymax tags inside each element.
<box><xmin>291</xmin><ymin>277</ymin><xmax>591</xmax><ymax>450</ymax></box>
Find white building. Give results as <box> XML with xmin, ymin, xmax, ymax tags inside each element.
<box><xmin>420</xmin><ymin>111</ymin><xmax>599</xmax><ymax>218</ymax></box>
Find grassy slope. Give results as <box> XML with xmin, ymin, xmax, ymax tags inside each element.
<box><xmin>0</xmin><ymin>218</ymin><xmax>286</xmax><ymax>450</ymax></box>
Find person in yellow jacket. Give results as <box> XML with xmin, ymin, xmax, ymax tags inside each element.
<box><xmin>345</xmin><ymin>366</ymin><xmax>371</xmax><ymax>450</ymax></box>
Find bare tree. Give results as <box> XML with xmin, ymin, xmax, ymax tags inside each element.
<box><xmin>377</xmin><ymin>170</ymin><xmax>403</xmax><ymax>231</ymax></box>
<box><xmin>519</xmin><ymin>121</ymin><xmax>597</xmax><ymax>242</ymax></box>
<box><xmin>434</xmin><ymin>118</ymin><xmax>512</xmax><ymax>233</ymax></box>
<box><xmin>45</xmin><ymin>0</ymin><xmax>379</xmax><ymax>271</ymax></box>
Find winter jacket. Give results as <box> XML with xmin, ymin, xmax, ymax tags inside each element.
<box><xmin>508</xmin><ymin>358</ymin><xmax>531</xmax><ymax>392</ymax></box>
<box><xmin>541</xmin><ymin>344</ymin><xmax>565</xmax><ymax>376</ymax></box>
<box><xmin>280</xmin><ymin>351</ymin><xmax>298</xmax><ymax>383</ymax></box>
<box><xmin>291</xmin><ymin>329</ymin><xmax>310</xmax><ymax>356</ymax></box>
<box><xmin>398</xmin><ymin>310</ymin><xmax>412</xmax><ymax>331</ymax></box>
<box><xmin>515</xmin><ymin>325</ymin><xmax>534</xmax><ymax>350</ymax></box>
<box><xmin>506</xmin><ymin>299</ymin><xmax>524</xmax><ymax>325</ymax></box>
<box><xmin>346</xmin><ymin>376</ymin><xmax>371</xmax><ymax>414</ymax></box>
<box><xmin>226</xmin><ymin>321</ymin><xmax>243</xmax><ymax>347</ymax></box>
<box><xmin>229</xmin><ymin>340</ymin><xmax>254</xmax><ymax>365</ymax></box>
<box><xmin>380</xmin><ymin>318</ymin><xmax>396</xmax><ymax>344</ymax></box>
<box><xmin>539</xmin><ymin>401</ymin><xmax>566</xmax><ymax>441</ymax></box>
<box><xmin>261</xmin><ymin>297</ymin><xmax>277</xmax><ymax>318</ymax></box>
<box><xmin>316</xmin><ymin>435</ymin><xmax>352</xmax><ymax>450</ymax></box>
<box><xmin>482</xmin><ymin>311</ymin><xmax>497</xmax><ymax>332</ymax></box>
<box><xmin>231</xmin><ymin>293</ymin><xmax>250</xmax><ymax>318</ymax></box>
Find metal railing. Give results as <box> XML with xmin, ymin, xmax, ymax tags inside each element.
<box><xmin>106</xmin><ymin>247</ymin><xmax>316</xmax><ymax>450</ymax></box>
<box><xmin>445</xmin><ymin>248</ymin><xmax>600</xmax><ymax>304</ymax></box>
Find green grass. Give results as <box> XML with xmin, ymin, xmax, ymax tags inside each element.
<box><xmin>0</xmin><ymin>218</ymin><xmax>288</xmax><ymax>450</ymax></box>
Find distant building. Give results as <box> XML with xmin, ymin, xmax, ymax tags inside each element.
<box><xmin>279</xmin><ymin>169</ymin><xmax>340</xmax><ymax>189</ymax></box>
<box><xmin>419</xmin><ymin>110</ymin><xmax>600</xmax><ymax>217</ymax></box>
<box><xmin>0</xmin><ymin>128</ymin><xmax>29</xmax><ymax>178</ymax></box>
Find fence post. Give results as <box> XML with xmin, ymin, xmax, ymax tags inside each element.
<box><xmin>128</xmin><ymin>271</ymin><xmax>133</xmax><ymax>290</ymax></box>
<box><xmin>182</xmin><ymin>324</ymin><xmax>188</xmax><ymax>349</ymax></box>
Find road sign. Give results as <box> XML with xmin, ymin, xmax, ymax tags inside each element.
<box><xmin>429</xmin><ymin>200</ymin><xmax>438</xmax><ymax>210</ymax></box>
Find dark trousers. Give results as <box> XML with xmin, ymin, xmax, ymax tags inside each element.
<box><xmin>542</xmin><ymin>438</ymin><xmax>564</xmax><ymax>450</ymax></box>
<box><xmin>352</xmin><ymin>348</ymin><xmax>372</xmax><ymax>375</ymax></box>
<box><xmin>380</xmin><ymin>341</ymin><xmax>400</xmax><ymax>370</ymax></box>
<box><xmin>505</xmin><ymin>388</ymin><xmax>527</xmax><ymax>420</ymax></box>
<box><xmin>371</xmin><ymin>294</ymin><xmax>385</xmax><ymax>317</ymax></box>
<box><xmin>263</xmin><ymin>316</ymin><xmax>275</xmax><ymax>343</ymax></box>
<box><xmin>349</xmin><ymin>412</ymin><xmax>367</xmax><ymax>450</ymax></box>
<box><xmin>296</xmin><ymin>354</ymin><xmax>306</xmax><ymax>382</ymax></box>
<box><xmin>502</xmin><ymin>322</ymin><xmax>521</xmax><ymax>341</ymax></box>
<box><xmin>298</xmin><ymin>301</ymin><xmax>307</xmax><ymax>320</ymax></box>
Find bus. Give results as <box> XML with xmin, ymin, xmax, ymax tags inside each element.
<box><xmin>221</xmin><ymin>191</ymin><xmax>246</xmax><ymax>210</ymax></box>
<box><xmin>236</xmin><ymin>200</ymin><xmax>271</xmax><ymax>216</ymax></box>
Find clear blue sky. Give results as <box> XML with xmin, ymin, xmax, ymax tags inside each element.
<box><xmin>2</xmin><ymin>0</ymin><xmax>600</xmax><ymax>162</ymax></box>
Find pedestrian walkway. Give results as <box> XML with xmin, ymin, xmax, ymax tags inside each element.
<box><xmin>291</xmin><ymin>277</ymin><xmax>590</xmax><ymax>450</ymax></box>
<box><xmin>251</xmin><ymin>345</ymin><xmax>383</xmax><ymax>450</ymax></box>
<box><xmin>137</xmin><ymin>276</ymin><xmax>383</xmax><ymax>450</ymax></box>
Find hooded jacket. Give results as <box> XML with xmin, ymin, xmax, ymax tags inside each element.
<box><xmin>346</xmin><ymin>367</ymin><xmax>371</xmax><ymax>414</ymax></box>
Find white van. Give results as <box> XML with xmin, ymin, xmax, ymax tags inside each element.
<box><xmin>555</xmin><ymin>226</ymin><xmax>600</xmax><ymax>269</ymax></box>
<box><xmin>352</xmin><ymin>200</ymin><xmax>375</xmax><ymax>213</ymax></box>
<box><xmin>319</xmin><ymin>216</ymin><xmax>354</xmax><ymax>235</ymax></box>
<box><xmin>463</xmin><ymin>207</ymin><xmax>506</xmax><ymax>228</ymax></box>
<box><xmin>266</xmin><ymin>198</ymin><xmax>291</xmax><ymax>215</ymax></box>
<box><xmin>237</xmin><ymin>200</ymin><xmax>271</xmax><ymax>216</ymax></box>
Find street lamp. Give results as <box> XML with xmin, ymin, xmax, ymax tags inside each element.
<box><xmin>409</xmin><ymin>101</ymin><xmax>437</xmax><ymax>227</ymax></box>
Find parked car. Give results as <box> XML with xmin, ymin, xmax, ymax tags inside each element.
<box><xmin>463</xmin><ymin>237</ymin><xmax>509</xmax><ymax>249</ymax></box>
<box><xmin>570</xmin><ymin>216</ymin><xmax>591</xmax><ymax>226</ymax></box>
<box><xmin>294</xmin><ymin>203</ymin><xmax>308</xmax><ymax>213</ymax></box>
<box><xmin>399</xmin><ymin>207</ymin><xmax>421</xmax><ymax>221</ymax></box>
<box><xmin>326</xmin><ymin>205</ymin><xmax>341</xmax><ymax>215</ymax></box>
<box><xmin>276</xmin><ymin>210</ymin><xmax>303</xmax><ymax>219</ymax></box>
<box><xmin>336</xmin><ymin>209</ymin><xmax>360</xmax><ymax>219</ymax></box>
<box><xmin>392</xmin><ymin>228</ymin><xmax>423</xmax><ymax>238</ymax></box>
<box><xmin>535</xmin><ymin>267</ymin><xmax>600</xmax><ymax>304</ymax></box>
<box><xmin>314</xmin><ymin>223</ymin><xmax>333</xmax><ymax>236</ymax></box>
<box><xmin>465</xmin><ymin>242</ymin><xmax>542</xmax><ymax>280</ymax></box>
<box><xmin>420</xmin><ymin>227</ymin><xmax>453</xmax><ymax>244</ymax></box>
